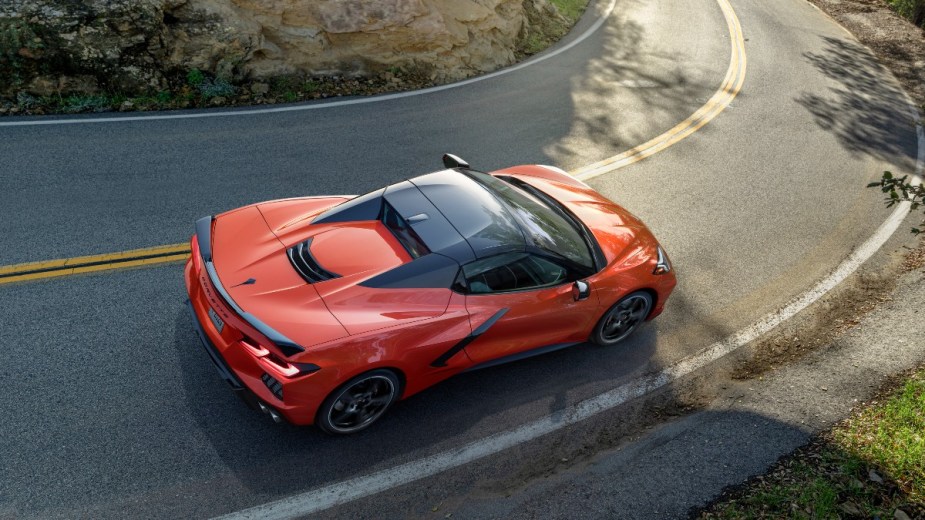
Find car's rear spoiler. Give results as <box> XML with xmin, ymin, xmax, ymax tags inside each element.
<box><xmin>195</xmin><ymin>216</ymin><xmax>305</xmax><ymax>357</ymax></box>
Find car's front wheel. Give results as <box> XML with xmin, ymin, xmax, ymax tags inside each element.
<box><xmin>316</xmin><ymin>369</ymin><xmax>401</xmax><ymax>435</ymax></box>
<box><xmin>590</xmin><ymin>291</ymin><xmax>653</xmax><ymax>346</ymax></box>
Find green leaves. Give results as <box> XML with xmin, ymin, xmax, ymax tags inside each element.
<box><xmin>869</xmin><ymin>170</ymin><xmax>925</xmax><ymax>232</ymax></box>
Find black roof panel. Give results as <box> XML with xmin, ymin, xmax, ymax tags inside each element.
<box><xmin>410</xmin><ymin>170</ymin><xmax>526</xmax><ymax>259</ymax></box>
<box><xmin>313</xmin><ymin>188</ymin><xmax>384</xmax><ymax>224</ymax></box>
<box><xmin>312</xmin><ymin>169</ymin><xmax>529</xmax><ymax>281</ymax></box>
<box><xmin>383</xmin><ymin>180</ymin><xmax>476</xmax><ymax>264</ymax></box>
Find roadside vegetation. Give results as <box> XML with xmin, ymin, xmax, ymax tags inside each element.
<box><xmin>698</xmin><ymin>367</ymin><xmax>925</xmax><ymax>519</ymax></box>
<box><xmin>887</xmin><ymin>0</ymin><xmax>925</xmax><ymax>26</ymax></box>
<box><xmin>870</xmin><ymin>171</ymin><xmax>925</xmax><ymax>234</ymax></box>
<box><xmin>0</xmin><ymin>0</ymin><xmax>589</xmax><ymax>117</ymax></box>
<box><xmin>518</xmin><ymin>0</ymin><xmax>590</xmax><ymax>56</ymax></box>
<box><xmin>0</xmin><ymin>66</ymin><xmax>442</xmax><ymax>116</ymax></box>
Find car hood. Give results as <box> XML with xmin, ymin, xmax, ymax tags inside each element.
<box><xmin>210</xmin><ymin>205</ymin><xmax>349</xmax><ymax>350</ymax></box>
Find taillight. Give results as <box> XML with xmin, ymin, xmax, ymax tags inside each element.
<box><xmin>264</xmin><ymin>352</ymin><xmax>301</xmax><ymax>377</ymax></box>
<box><xmin>240</xmin><ymin>337</ymin><xmax>320</xmax><ymax>379</ymax></box>
<box><xmin>241</xmin><ymin>337</ymin><xmax>270</xmax><ymax>357</ymax></box>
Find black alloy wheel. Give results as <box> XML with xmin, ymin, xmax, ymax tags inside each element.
<box><xmin>591</xmin><ymin>291</ymin><xmax>653</xmax><ymax>346</ymax></box>
<box><xmin>317</xmin><ymin>369</ymin><xmax>400</xmax><ymax>435</ymax></box>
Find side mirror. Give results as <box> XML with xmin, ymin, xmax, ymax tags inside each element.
<box><xmin>572</xmin><ymin>280</ymin><xmax>590</xmax><ymax>301</ymax></box>
<box><xmin>443</xmin><ymin>153</ymin><xmax>470</xmax><ymax>169</ymax></box>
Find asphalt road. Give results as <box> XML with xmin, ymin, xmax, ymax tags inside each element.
<box><xmin>0</xmin><ymin>0</ymin><xmax>918</xmax><ymax>517</ymax></box>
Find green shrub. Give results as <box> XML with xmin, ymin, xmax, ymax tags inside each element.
<box><xmin>0</xmin><ymin>19</ymin><xmax>43</xmax><ymax>87</ymax></box>
<box><xmin>61</xmin><ymin>95</ymin><xmax>110</xmax><ymax>113</ymax></box>
<box><xmin>15</xmin><ymin>91</ymin><xmax>36</xmax><ymax>108</ymax></box>
<box><xmin>197</xmin><ymin>77</ymin><xmax>235</xmax><ymax>99</ymax></box>
<box><xmin>887</xmin><ymin>0</ymin><xmax>925</xmax><ymax>26</ymax></box>
<box><xmin>186</xmin><ymin>68</ymin><xmax>205</xmax><ymax>87</ymax></box>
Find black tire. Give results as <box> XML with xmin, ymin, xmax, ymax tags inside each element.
<box><xmin>590</xmin><ymin>291</ymin><xmax>653</xmax><ymax>346</ymax></box>
<box><xmin>316</xmin><ymin>369</ymin><xmax>401</xmax><ymax>435</ymax></box>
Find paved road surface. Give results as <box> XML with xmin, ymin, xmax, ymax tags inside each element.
<box><xmin>0</xmin><ymin>0</ymin><xmax>918</xmax><ymax>517</ymax></box>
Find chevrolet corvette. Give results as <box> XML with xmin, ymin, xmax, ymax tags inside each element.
<box><xmin>185</xmin><ymin>154</ymin><xmax>676</xmax><ymax>434</ymax></box>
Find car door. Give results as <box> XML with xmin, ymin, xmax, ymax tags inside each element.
<box><xmin>459</xmin><ymin>252</ymin><xmax>602</xmax><ymax>364</ymax></box>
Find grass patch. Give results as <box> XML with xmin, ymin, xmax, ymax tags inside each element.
<box><xmin>699</xmin><ymin>368</ymin><xmax>925</xmax><ymax>519</ymax></box>
<box><xmin>837</xmin><ymin>372</ymin><xmax>925</xmax><ymax>497</ymax></box>
<box><xmin>549</xmin><ymin>0</ymin><xmax>590</xmax><ymax>22</ymax></box>
<box><xmin>520</xmin><ymin>32</ymin><xmax>549</xmax><ymax>55</ymax></box>
<box><xmin>517</xmin><ymin>0</ymin><xmax>590</xmax><ymax>58</ymax></box>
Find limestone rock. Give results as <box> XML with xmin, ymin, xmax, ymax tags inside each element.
<box><xmin>250</xmin><ymin>82</ymin><xmax>269</xmax><ymax>96</ymax></box>
<box><xmin>1</xmin><ymin>0</ymin><xmax>548</xmax><ymax>97</ymax></box>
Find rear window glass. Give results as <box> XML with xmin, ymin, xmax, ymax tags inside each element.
<box><xmin>381</xmin><ymin>202</ymin><xmax>430</xmax><ymax>259</ymax></box>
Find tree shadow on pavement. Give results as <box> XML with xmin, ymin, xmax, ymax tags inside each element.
<box><xmin>543</xmin><ymin>3</ymin><xmax>725</xmax><ymax>168</ymax></box>
<box><xmin>797</xmin><ymin>37</ymin><xmax>919</xmax><ymax>171</ymax></box>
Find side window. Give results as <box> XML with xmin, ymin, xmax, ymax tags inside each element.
<box><xmin>463</xmin><ymin>253</ymin><xmax>568</xmax><ymax>294</ymax></box>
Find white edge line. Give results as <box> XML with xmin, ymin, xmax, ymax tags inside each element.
<box><xmin>215</xmin><ymin>122</ymin><xmax>922</xmax><ymax>520</ymax></box>
<box><xmin>0</xmin><ymin>0</ymin><xmax>617</xmax><ymax>128</ymax></box>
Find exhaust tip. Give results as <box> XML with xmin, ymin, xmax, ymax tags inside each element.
<box><xmin>257</xmin><ymin>402</ymin><xmax>270</xmax><ymax>414</ymax></box>
<box><xmin>269</xmin><ymin>409</ymin><xmax>283</xmax><ymax>423</ymax></box>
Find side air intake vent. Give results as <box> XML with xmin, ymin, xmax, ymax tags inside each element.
<box><xmin>287</xmin><ymin>238</ymin><xmax>340</xmax><ymax>283</ymax></box>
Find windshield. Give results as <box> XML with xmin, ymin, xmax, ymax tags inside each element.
<box><xmin>465</xmin><ymin>171</ymin><xmax>595</xmax><ymax>270</ymax></box>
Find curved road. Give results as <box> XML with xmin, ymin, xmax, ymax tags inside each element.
<box><xmin>0</xmin><ymin>0</ymin><xmax>919</xmax><ymax>518</ymax></box>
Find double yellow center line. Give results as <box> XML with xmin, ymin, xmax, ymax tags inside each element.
<box><xmin>0</xmin><ymin>0</ymin><xmax>747</xmax><ymax>286</ymax></box>
<box><xmin>572</xmin><ymin>0</ymin><xmax>746</xmax><ymax>180</ymax></box>
<box><xmin>0</xmin><ymin>243</ymin><xmax>190</xmax><ymax>285</ymax></box>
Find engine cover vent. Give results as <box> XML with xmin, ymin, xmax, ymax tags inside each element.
<box><xmin>287</xmin><ymin>238</ymin><xmax>340</xmax><ymax>283</ymax></box>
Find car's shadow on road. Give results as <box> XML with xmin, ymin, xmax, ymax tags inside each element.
<box><xmin>171</xmin><ymin>303</ymin><xmax>660</xmax><ymax>497</ymax></box>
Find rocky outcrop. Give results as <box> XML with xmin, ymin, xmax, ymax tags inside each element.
<box><xmin>0</xmin><ymin>0</ymin><xmax>558</xmax><ymax>98</ymax></box>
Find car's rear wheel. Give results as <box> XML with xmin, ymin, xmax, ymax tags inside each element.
<box><xmin>316</xmin><ymin>369</ymin><xmax>401</xmax><ymax>435</ymax></box>
<box><xmin>591</xmin><ymin>291</ymin><xmax>653</xmax><ymax>346</ymax></box>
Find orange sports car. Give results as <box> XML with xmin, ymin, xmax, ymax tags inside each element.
<box><xmin>185</xmin><ymin>155</ymin><xmax>676</xmax><ymax>434</ymax></box>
